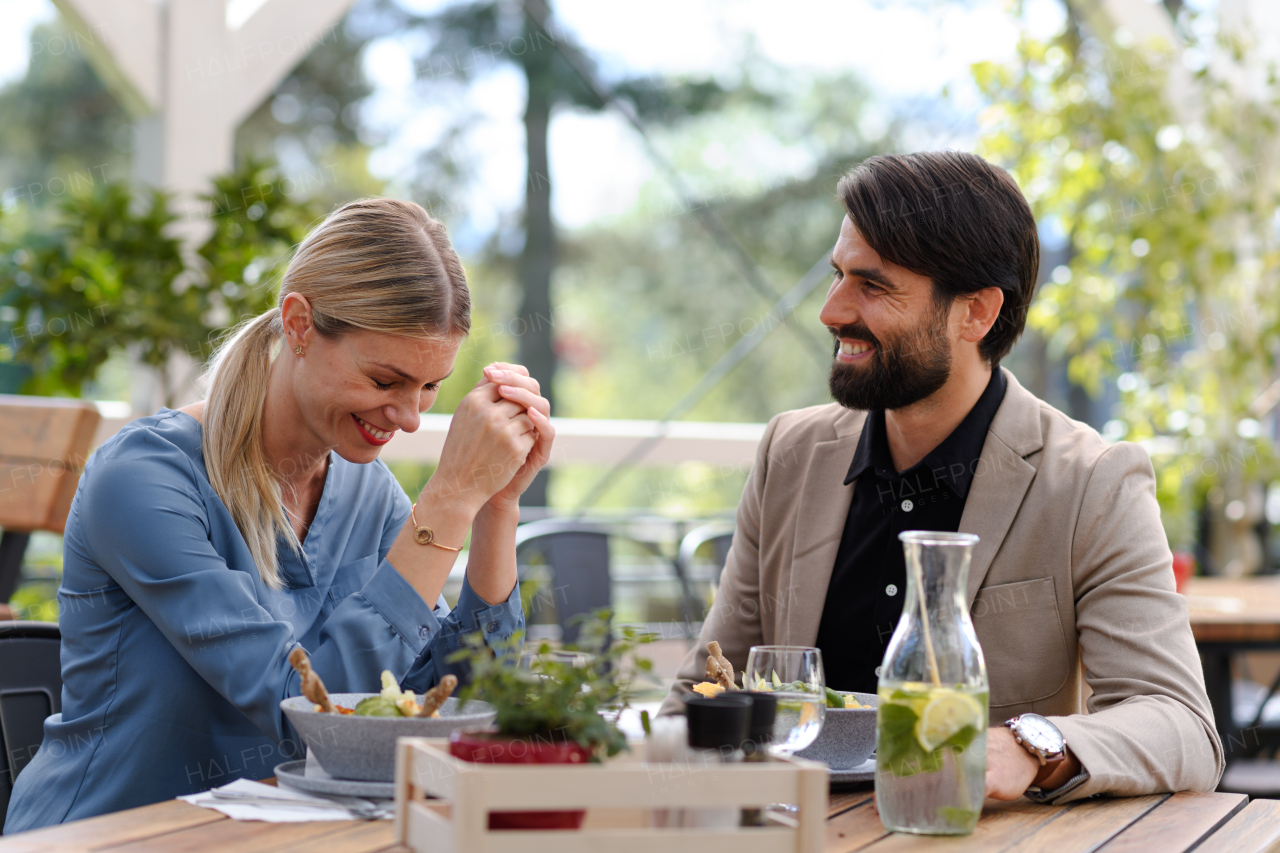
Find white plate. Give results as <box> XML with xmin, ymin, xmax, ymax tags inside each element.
<box><xmin>274</xmin><ymin>759</ymin><xmax>395</xmax><ymax>799</ymax></box>
<box><xmin>829</xmin><ymin>757</ymin><xmax>876</xmax><ymax>784</ymax></box>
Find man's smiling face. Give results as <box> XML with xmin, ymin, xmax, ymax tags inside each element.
<box><xmin>820</xmin><ymin>215</ymin><xmax>955</xmax><ymax>411</ymax></box>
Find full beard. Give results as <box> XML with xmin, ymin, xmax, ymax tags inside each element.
<box><xmin>827</xmin><ymin>306</ymin><xmax>952</xmax><ymax>411</ymax></box>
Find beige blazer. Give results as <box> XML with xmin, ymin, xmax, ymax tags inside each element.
<box><xmin>661</xmin><ymin>368</ymin><xmax>1224</xmax><ymax>801</ymax></box>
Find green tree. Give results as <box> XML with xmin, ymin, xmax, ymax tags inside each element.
<box><xmin>0</xmin><ymin>158</ymin><xmax>321</xmax><ymax>404</ymax></box>
<box><xmin>973</xmin><ymin>8</ymin><xmax>1280</xmax><ymax>555</ymax></box>
<box><xmin>0</xmin><ymin>19</ymin><xmax>132</xmax><ymax>209</ymax></box>
<box><xmin>390</xmin><ymin>0</ymin><xmax>744</xmax><ymax>505</ymax></box>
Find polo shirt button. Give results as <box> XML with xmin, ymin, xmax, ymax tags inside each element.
<box><xmin>901</xmin><ymin>499</ymin><xmax>914</xmax><ymax>512</ymax></box>
<box><xmin>486</xmin><ymin>621</ymin><xmax>499</xmax><ymax>633</ymax></box>
<box><xmin>885</xmin><ymin>584</ymin><xmax>898</xmax><ymax>597</ymax></box>
<box><xmin>875</xmin><ymin>666</ymin><xmax>883</xmax><ymax>677</ymax></box>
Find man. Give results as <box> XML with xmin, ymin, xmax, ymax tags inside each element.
<box><xmin>661</xmin><ymin>151</ymin><xmax>1223</xmax><ymax>802</ymax></box>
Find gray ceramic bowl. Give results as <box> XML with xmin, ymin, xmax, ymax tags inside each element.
<box><xmin>281</xmin><ymin>693</ymin><xmax>496</xmax><ymax>782</ymax></box>
<box><xmin>794</xmin><ymin>691</ymin><xmax>878</xmax><ymax>770</ymax></box>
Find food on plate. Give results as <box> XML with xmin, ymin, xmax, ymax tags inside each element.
<box><xmin>351</xmin><ymin>671</ymin><xmax>458</xmax><ymax>717</ymax></box>
<box><xmin>821</xmin><ymin>687</ymin><xmax>867</xmax><ymax>709</ymax></box>
<box><xmin>417</xmin><ymin>674</ymin><xmax>458</xmax><ymax>717</ymax></box>
<box><xmin>705</xmin><ymin>641</ymin><xmax>736</xmax><ymax>690</ymax></box>
<box><xmin>287</xmin><ymin>649</ymin><xmax>461</xmax><ymax>717</ymax></box>
<box><xmin>288</xmin><ymin>647</ymin><xmax>334</xmax><ymax>714</ymax></box>
<box><xmin>689</xmin><ymin>640</ymin><xmax>738</xmax><ymax>697</ymax></box>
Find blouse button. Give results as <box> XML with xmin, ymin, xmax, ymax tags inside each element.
<box><xmin>885</xmin><ymin>584</ymin><xmax>898</xmax><ymax>597</ymax></box>
<box><xmin>901</xmin><ymin>499</ymin><xmax>914</xmax><ymax>512</ymax></box>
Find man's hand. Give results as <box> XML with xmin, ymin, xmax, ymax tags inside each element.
<box><xmin>985</xmin><ymin>725</ymin><xmax>1041</xmax><ymax>800</ymax></box>
<box><xmin>985</xmin><ymin>725</ymin><xmax>1083</xmax><ymax>801</ymax></box>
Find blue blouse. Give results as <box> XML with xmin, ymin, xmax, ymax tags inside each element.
<box><xmin>3</xmin><ymin>410</ymin><xmax>523</xmax><ymax>832</ymax></box>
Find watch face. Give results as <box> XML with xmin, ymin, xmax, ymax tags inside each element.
<box><xmin>1016</xmin><ymin>714</ymin><xmax>1065</xmax><ymax>753</ymax></box>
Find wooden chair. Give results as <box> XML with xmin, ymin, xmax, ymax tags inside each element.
<box><xmin>0</xmin><ymin>396</ymin><xmax>100</xmax><ymax>606</ymax></box>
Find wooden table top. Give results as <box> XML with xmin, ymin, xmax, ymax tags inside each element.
<box><xmin>1185</xmin><ymin>576</ymin><xmax>1280</xmax><ymax>644</ymax></box>
<box><xmin>1</xmin><ymin>787</ymin><xmax>1275</xmax><ymax>853</ymax></box>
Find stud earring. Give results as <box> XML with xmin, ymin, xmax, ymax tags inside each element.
<box><xmin>292</xmin><ymin>344</ymin><xmax>304</xmax><ymax>356</ymax></box>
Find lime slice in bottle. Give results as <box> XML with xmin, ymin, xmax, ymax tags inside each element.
<box><xmin>914</xmin><ymin>690</ymin><xmax>982</xmax><ymax>751</ymax></box>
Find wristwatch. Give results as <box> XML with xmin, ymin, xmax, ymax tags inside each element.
<box><xmin>1004</xmin><ymin>714</ymin><xmax>1066</xmax><ymax>766</ymax></box>
<box><xmin>1006</xmin><ymin>714</ymin><xmax>1089</xmax><ymax>802</ymax></box>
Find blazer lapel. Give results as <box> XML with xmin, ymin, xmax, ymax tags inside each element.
<box><xmin>780</xmin><ymin>411</ymin><xmax>865</xmax><ymax>646</ymax></box>
<box><xmin>959</xmin><ymin>368</ymin><xmax>1044</xmax><ymax>606</ymax></box>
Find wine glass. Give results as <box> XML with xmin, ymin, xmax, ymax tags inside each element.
<box><xmin>744</xmin><ymin>646</ymin><xmax>826</xmax><ymax>756</ymax></box>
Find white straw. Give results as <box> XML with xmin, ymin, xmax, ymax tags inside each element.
<box><xmin>912</xmin><ymin>547</ymin><xmax>942</xmax><ymax>688</ymax></box>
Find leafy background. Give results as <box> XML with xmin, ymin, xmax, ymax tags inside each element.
<box><xmin>4</xmin><ymin>0</ymin><xmax>1280</xmax><ymax>622</ymax></box>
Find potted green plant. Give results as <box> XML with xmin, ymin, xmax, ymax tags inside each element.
<box><xmin>449</xmin><ymin>610</ymin><xmax>655</xmax><ymax>829</ymax></box>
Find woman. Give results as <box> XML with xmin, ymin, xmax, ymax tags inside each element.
<box><xmin>4</xmin><ymin>199</ymin><xmax>552</xmax><ymax>831</ymax></box>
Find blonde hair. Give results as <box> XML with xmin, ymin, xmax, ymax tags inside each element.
<box><xmin>202</xmin><ymin>198</ymin><xmax>470</xmax><ymax>589</ymax></box>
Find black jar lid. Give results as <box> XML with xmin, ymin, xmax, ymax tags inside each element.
<box><xmin>685</xmin><ymin>694</ymin><xmax>753</xmax><ymax>751</ymax></box>
<box><xmin>745</xmin><ymin>691</ymin><xmax>777</xmax><ymax>747</ymax></box>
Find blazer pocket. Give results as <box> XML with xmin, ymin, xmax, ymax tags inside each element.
<box><xmin>971</xmin><ymin>577</ymin><xmax>1070</xmax><ymax>707</ymax></box>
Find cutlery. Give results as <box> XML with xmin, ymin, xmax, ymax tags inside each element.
<box><xmin>207</xmin><ymin>790</ymin><xmax>388</xmax><ymax>820</ymax></box>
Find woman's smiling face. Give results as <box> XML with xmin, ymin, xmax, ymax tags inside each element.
<box><xmin>279</xmin><ymin>295</ymin><xmax>463</xmax><ymax>465</ymax></box>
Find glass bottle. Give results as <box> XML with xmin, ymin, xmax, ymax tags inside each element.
<box><xmin>875</xmin><ymin>531</ymin><xmax>988</xmax><ymax>836</ymax></box>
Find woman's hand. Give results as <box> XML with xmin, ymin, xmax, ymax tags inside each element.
<box><xmin>427</xmin><ymin>363</ymin><xmax>543</xmax><ymax>514</ymax></box>
<box><xmin>477</xmin><ymin>363</ymin><xmax>554</xmax><ymax>513</ymax></box>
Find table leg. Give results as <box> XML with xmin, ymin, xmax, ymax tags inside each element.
<box><xmin>1201</xmin><ymin>650</ymin><xmax>1263</xmax><ymax>764</ymax></box>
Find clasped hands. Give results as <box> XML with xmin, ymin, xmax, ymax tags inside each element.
<box><xmin>426</xmin><ymin>362</ymin><xmax>554</xmax><ymax>517</ymax></box>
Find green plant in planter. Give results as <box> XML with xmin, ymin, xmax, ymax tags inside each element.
<box><xmin>451</xmin><ymin>610</ymin><xmax>656</xmax><ymax>760</ymax></box>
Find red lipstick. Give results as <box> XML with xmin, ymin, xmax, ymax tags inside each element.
<box><xmin>352</xmin><ymin>414</ymin><xmax>394</xmax><ymax>447</ymax></box>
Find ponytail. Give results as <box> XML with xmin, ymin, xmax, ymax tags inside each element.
<box><xmin>204</xmin><ymin>307</ymin><xmax>296</xmax><ymax>588</ymax></box>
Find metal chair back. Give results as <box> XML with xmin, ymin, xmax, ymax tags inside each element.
<box><xmin>0</xmin><ymin>621</ymin><xmax>61</xmax><ymax>833</ymax></box>
<box><xmin>515</xmin><ymin>520</ymin><xmax>612</xmax><ymax>644</ymax></box>
<box><xmin>678</xmin><ymin>522</ymin><xmax>735</xmax><ymax>589</ymax></box>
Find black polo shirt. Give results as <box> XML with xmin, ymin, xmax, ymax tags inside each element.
<box><xmin>815</xmin><ymin>369</ymin><xmax>1007</xmax><ymax>693</ymax></box>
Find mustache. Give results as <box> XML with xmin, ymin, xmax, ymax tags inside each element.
<box><xmin>827</xmin><ymin>324</ymin><xmax>881</xmax><ymax>352</ymax></box>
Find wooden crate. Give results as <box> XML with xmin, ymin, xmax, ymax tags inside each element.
<box><xmin>394</xmin><ymin>737</ymin><xmax>829</xmax><ymax>853</ymax></box>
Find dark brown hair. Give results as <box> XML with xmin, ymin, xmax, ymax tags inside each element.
<box><xmin>836</xmin><ymin>151</ymin><xmax>1039</xmax><ymax>365</ymax></box>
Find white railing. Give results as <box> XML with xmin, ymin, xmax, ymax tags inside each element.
<box><xmin>92</xmin><ymin>406</ymin><xmax>767</xmax><ymax>466</ymax></box>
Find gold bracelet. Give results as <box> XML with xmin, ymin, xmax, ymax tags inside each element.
<box><xmin>410</xmin><ymin>503</ymin><xmax>463</xmax><ymax>551</ymax></box>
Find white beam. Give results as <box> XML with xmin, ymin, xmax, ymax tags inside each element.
<box><xmin>52</xmin><ymin>0</ymin><xmax>162</xmax><ymax>116</ymax></box>
<box><xmin>161</xmin><ymin>0</ymin><xmax>236</xmax><ymax>232</ymax></box>
<box><xmin>228</xmin><ymin>0</ymin><xmax>356</xmax><ymax>126</ymax></box>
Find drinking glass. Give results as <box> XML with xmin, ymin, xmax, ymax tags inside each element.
<box><xmin>744</xmin><ymin>646</ymin><xmax>826</xmax><ymax>756</ymax></box>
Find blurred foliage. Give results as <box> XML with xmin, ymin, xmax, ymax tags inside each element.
<box><xmin>973</xmin><ymin>10</ymin><xmax>1280</xmax><ymax>548</ymax></box>
<box><xmin>234</xmin><ymin>4</ymin><xmax>386</xmax><ymax>209</ymax></box>
<box><xmin>0</xmin><ymin>183</ymin><xmax>184</xmax><ymax>396</ymax></box>
<box><xmin>0</xmin><ymin>158</ymin><xmax>320</xmax><ymax>404</ymax></box>
<box><xmin>200</xmin><ymin>159</ymin><xmax>326</xmax><ymax>331</ymax></box>
<box><xmin>0</xmin><ymin>19</ymin><xmax>132</xmax><ymax>214</ymax></box>
<box><xmin>541</xmin><ymin>69</ymin><xmax>898</xmax><ymax>509</ymax></box>
<box><xmin>452</xmin><ymin>610</ymin><xmax>656</xmax><ymax>758</ymax></box>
